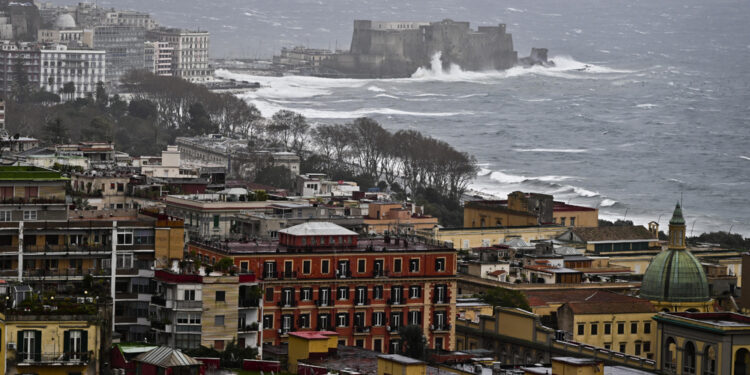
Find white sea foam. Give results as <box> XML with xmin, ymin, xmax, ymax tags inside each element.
<box><xmin>514</xmin><ymin>148</ymin><xmax>589</xmax><ymax>153</ymax></box>
<box><xmin>489</xmin><ymin>171</ymin><xmax>527</xmax><ymax>184</ymax></box>
<box><xmin>506</xmin><ymin>7</ymin><xmax>525</xmax><ymax>13</ymax></box>
<box><xmin>600</xmin><ymin>198</ymin><xmax>618</xmax><ymax>207</ymax></box>
<box><xmin>375</xmin><ymin>93</ymin><xmax>400</xmax><ymax>99</ymax></box>
<box><xmin>245</xmin><ymin>98</ymin><xmax>474</xmax><ymax>118</ymax></box>
<box><xmin>740</xmin><ymin>156</ymin><xmax>750</xmax><ymax>161</ymax></box>
<box><xmin>477</xmin><ymin>168</ymin><xmax>492</xmax><ymax>177</ymax></box>
<box><xmin>367</xmin><ymin>86</ymin><xmax>386</xmax><ymax>92</ymax></box>
<box><xmin>636</xmin><ymin>103</ymin><xmax>658</xmax><ymax>109</ymax></box>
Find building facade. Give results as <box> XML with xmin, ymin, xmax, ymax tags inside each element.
<box><xmin>92</xmin><ymin>25</ymin><xmax>145</xmax><ymax>83</ymax></box>
<box><xmin>0</xmin><ymin>41</ymin><xmax>40</xmax><ymax>97</ymax></box>
<box><xmin>147</xmin><ymin>28</ymin><xmax>210</xmax><ymax>82</ymax></box>
<box><xmin>40</xmin><ymin>45</ymin><xmax>105</xmax><ymax>100</ymax></box>
<box><xmin>144</xmin><ymin>40</ymin><xmax>173</xmax><ymax>76</ymax></box>
<box><xmin>188</xmin><ymin>222</ymin><xmax>458</xmax><ymax>354</ymax></box>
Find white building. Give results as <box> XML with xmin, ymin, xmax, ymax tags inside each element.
<box><xmin>148</xmin><ymin>28</ymin><xmax>211</xmax><ymax>82</ymax></box>
<box><xmin>144</xmin><ymin>41</ymin><xmax>173</xmax><ymax>76</ymax></box>
<box><xmin>138</xmin><ymin>145</ymin><xmax>198</xmax><ymax>179</ymax></box>
<box><xmin>103</xmin><ymin>11</ymin><xmax>158</xmax><ymax>30</ymax></box>
<box><xmin>40</xmin><ymin>45</ymin><xmax>106</xmax><ymax>99</ymax></box>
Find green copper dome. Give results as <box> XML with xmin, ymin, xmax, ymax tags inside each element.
<box><xmin>670</xmin><ymin>202</ymin><xmax>686</xmax><ymax>225</ymax></box>
<box><xmin>641</xmin><ymin>249</ymin><xmax>710</xmax><ymax>302</ymax></box>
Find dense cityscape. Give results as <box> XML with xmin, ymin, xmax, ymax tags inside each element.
<box><xmin>0</xmin><ymin>1</ymin><xmax>747</xmax><ymax>375</ymax></box>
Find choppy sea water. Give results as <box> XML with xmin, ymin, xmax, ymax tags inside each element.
<box><xmin>51</xmin><ymin>0</ymin><xmax>750</xmax><ymax>235</ymax></box>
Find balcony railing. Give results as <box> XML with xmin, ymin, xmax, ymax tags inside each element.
<box><xmin>277</xmin><ymin>299</ymin><xmax>297</xmax><ymax>308</ymax></box>
<box><xmin>387</xmin><ymin>298</ymin><xmax>403</xmax><ymax>306</ymax></box>
<box><xmin>430</xmin><ymin>324</ymin><xmax>451</xmax><ymax>332</ymax></box>
<box><xmin>15</xmin><ymin>351</ymin><xmax>90</xmax><ymax>365</ymax></box>
<box><xmin>354</xmin><ymin>326</ymin><xmax>371</xmax><ymax>334</ymax></box>
<box><xmin>151</xmin><ymin>295</ymin><xmax>166</xmax><ymax>306</ymax></box>
<box><xmin>16</xmin><ymin>268</ymin><xmax>111</xmax><ymax>279</ymax></box>
<box><xmin>336</xmin><ymin>270</ymin><xmax>352</xmax><ymax>279</ymax></box>
<box><xmin>175</xmin><ymin>300</ymin><xmax>202</xmax><ymax>309</ymax></box>
<box><xmin>372</xmin><ymin>269</ymin><xmax>389</xmax><ymax>278</ymax></box>
<box><xmin>315</xmin><ymin>299</ymin><xmax>334</xmax><ymax>307</ymax></box>
<box><xmin>239</xmin><ymin>298</ymin><xmax>259</xmax><ymax>308</ymax></box>
<box><xmin>354</xmin><ymin>298</ymin><xmax>370</xmax><ymax>306</ymax></box>
<box><xmin>238</xmin><ymin>323</ymin><xmax>259</xmax><ymax>332</ymax></box>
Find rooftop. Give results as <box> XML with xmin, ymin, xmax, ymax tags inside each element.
<box><xmin>564</xmin><ymin>300</ymin><xmax>655</xmax><ymax>314</ymax></box>
<box><xmin>553</xmin><ymin>201</ymin><xmax>597</xmax><ymax>212</ymax></box>
<box><xmin>524</xmin><ymin>290</ymin><xmax>647</xmax><ymax>308</ymax></box>
<box><xmin>561</xmin><ymin>226</ymin><xmax>655</xmax><ymax>243</ymax></box>
<box><xmin>656</xmin><ymin>312</ymin><xmax>750</xmax><ymax>328</ymax></box>
<box><xmin>378</xmin><ymin>354</ymin><xmax>425</xmax><ymax>365</ymax></box>
<box><xmin>279</xmin><ymin>222</ymin><xmax>358</xmax><ymax>236</ymax></box>
<box><xmin>191</xmin><ymin>236</ymin><xmax>453</xmax><ymax>255</ymax></box>
<box><xmin>289</xmin><ymin>330</ymin><xmax>338</xmax><ymax>340</ymax></box>
<box><xmin>0</xmin><ymin>166</ymin><xmax>67</xmax><ymax>181</ymax></box>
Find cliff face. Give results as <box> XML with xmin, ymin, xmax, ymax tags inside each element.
<box><xmin>322</xmin><ymin>19</ymin><xmax>519</xmax><ymax>78</ymax></box>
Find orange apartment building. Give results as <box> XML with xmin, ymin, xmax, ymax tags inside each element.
<box><xmin>188</xmin><ymin>222</ymin><xmax>457</xmax><ymax>354</ymax></box>
<box><xmin>363</xmin><ymin>202</ymin><xmax>439</xmax><ymax>235</ymax></box>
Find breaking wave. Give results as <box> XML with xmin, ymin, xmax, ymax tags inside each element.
<box><xmin>514</xmin><ymin>148</ymin><xmax>589</xmax><ymax>153</ymax></box>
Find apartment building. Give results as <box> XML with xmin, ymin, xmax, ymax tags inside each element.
<box><xmin>150</xmin><ymin>270</ymin><xmax>261</xmax><ymax>351</ymax></box>
<box><xmin>147</xmin><ymin>28</ymin><xmax>211</xmax><ymax>82</ymax></box>
<box><xmin>188</xmin><ymin>222</ymin><xmax>458</xmax><ymax>353</ymax></box>
<box><xmin>144</xmin><ymin>40</ymin><xmax>173</xmax><ymax>76</ymax></box>
<box><xmin>1</xmin><ymin>304</ymin><xmax>103</xmax><ymax>375</ymax></box>
<box><xmin>0</xmin><ymin>41</ymin><xmax>40</xmax><ymax>97</ymax></box>
<box><xmin>0</xmin><ymin>166</ymin><xmax>68</xmax><ymax>222</ymax></box>
<box><xmin>40</xmin><ymin>44</ymin><xmax>106</xmax><ymax>100</ymax></box>
<box><xmin>70</xmin><ymin>171</ymin><xmax>132</xmax><ymax>210</ymax></box>
<box><xmin>92</xmin><ymin>25</ymin><xmax>145</xmax><ymax>83</ymax></box>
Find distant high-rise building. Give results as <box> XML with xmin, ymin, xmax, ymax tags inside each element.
<box><xmin>93</xmin><ymin>25</ymin><xmax>145</xmax><ymax>83</ymax></box>
<box><xmin>0</xmin><ymin>41</ymin><xmax>40</xmax><ymax>98</ymax></box>
<box><xmin>40</xmin><ymin>45</ymin><xmax>106</xmax><ymax>100</ymax></box>
<box><xmin>147</xmin><ymin>28</ymin><xmax>211</xmax><ymax>82</ymax></box>
<box><xmin>103</xmin><ymin>10</ymin><xmax>158</xmax><ymax>30</ymax></box>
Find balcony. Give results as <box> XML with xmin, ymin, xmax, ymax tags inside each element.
<box><xmin>151</xmin><ymin>295</ymin><xmax>166</xmax><ymax>306</ymax></box>
<box><xmin>430</xmin><ymin>324</ymin><xmax>451</xmax><ymax>332</ymax></box>
<box><xmin>15</xmin><ymin>351</ymin><xmax>90</xmax><ymax>366</ymax></box>
<box><xmin>372</xmin><ymin>269</ymin><xmax>389</xmax><ymax>278</ymax></box>
<box><xmin>315</xmin><ymin>299</ymin><xmax>334</xmax><ymax>308</ymax></box>
<box><xmin>239</xmin><ymin>298</ymin><xmax>259</xmax><ymax>308</ymax></box>
<box><xmin>238</xmin><ymin>322</ymin><xmax>259</xmax><ymax>332</ymax></box>
<box><xmin>280</xmin><ymin>271</ymin><xmax>297</xmax><ymax>280</ymax></box>
<box><xmin>150</xmin><ymin>320</ymin><xmax>172</xmax><ymax>332</ymax></box>
<box><xmin>354</xmin><ymin>298</ymin><xmax>370</xmax><ymax>307</ymax></box>
<box><xmin>115</xmin><ymin>292</ymin><xmax>138</xmax><ymax>300</ymax></box>
<box><xmin>388</xmin><ymin>325</ymin><xmax>401</xmax><ymax>333</ymax></box>
<box><xmin>175</xmin><ymin>300</ymin><xmax>202</xmax><ymax>310</ymax></box>
<box><xmin>336</xmin><ymin>270</ymin><xmax>352</xmax><ymax>279</ymax></box>
<box><xmin>387</xmin><ymin>298</ymin><xmax>403</xmax><ymax>306</ymax></box>
<box><xmin>277</xmin><ymin>300</ymin><xmax>297</xmax><ymax>308</ymax></box>
<box><xmin>354</xmin><ymin>326</ymin><xmax>371</xmax><ymax>335</ymax></box>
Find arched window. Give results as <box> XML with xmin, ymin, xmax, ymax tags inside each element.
<box><xmin>736</xmin><ymin>348</ymin><xmax>750</xmax><ymax>375</ymax></box>
<box><xmin>683</xmin><ymin>341</ymin><xmax>696</xmax><ymax>374</ymax></box>
<box><xmin>703</xmin><ymin>345</ymin><xmax>716</xmax><ymax>375</ymax></box>
<box><xmin>664</xmin><ymin>337</ymin><xmax>677</xmax><ymax>374</ymax></box>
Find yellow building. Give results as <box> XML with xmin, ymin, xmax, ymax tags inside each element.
<box><xmin>640</xmin><ymin>204</ymin><xmax>713</xmax><ymax>313</ymax></box>
<box><xmin>377</xmin><ymin>354</ymin><xmax>426</xmax><ymax>375</ymax></box>
<box><xmin>201</xmin><ymin>274</ymin><xmax>241</xmax><ymax>350</ymax></box>
<box><xmin>552</xmin><ymin>202</ymin><xmax>599</xmax><ymax>227</ymax></box>
<box><xmin>418</xmin><ymin>225</ymin><xmax>566</xmax><ymax>250</ymax></box>
<box><xmin>363</xmin><ymin>202</ymin><xmax>439</xmax><ymax>235</ymax></box>
<box><xmin>1</xmin><ymin>310</ymin><xmax>102</xmax><ymax>375</ymax></box>
<box><xmin>463</xmin><ymin>200</ymin><xmax>538</xmax><ymax>228</ymax></box>
<box><xmin>557</xmin><ymin>300</ymin><xmax>657</xmax><ymax>359</ymax></box>
<box><xmin>524</xmin><ymin>357</ymin><xmax>605</xmax><ymax>375</ymax></box>
<box><xmin>455</xmin><ymin>298</ymin><xmax>493</xmax><ymax>323</ymax></box>
<box><xmin>655</xmin><ymin>311</ymin><xmax>750</xmax><ymax>374</ymax></box>
<box><xmin>287</xmin><ymin>330</ymin><xmax>339</xmax><ymax>373</ymax></box>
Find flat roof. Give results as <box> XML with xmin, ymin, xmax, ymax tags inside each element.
<box><xmin>191</xmin><ymin>236</ymin><xmax>453</xmax><ymax>255</ymax></box>
<box><xmin>378</xmin><ymin>354</ymin><xmax>424</xmax><ymax>365</ymax></box>
<box><xmin>289</xmin><ymin>330</ymin><xmax>338</xmax><ymax>340</ymax></box>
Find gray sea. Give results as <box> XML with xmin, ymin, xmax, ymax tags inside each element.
<box><xmin>53</xmin><ymin>0</ymin><xmax>750</xmax><ymax>235</ymax></box>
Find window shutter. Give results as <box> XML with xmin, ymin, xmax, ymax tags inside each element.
<box><xmin>34</xmin><ymin>330</ymin><xmax>42</xmax><ymax>362</ymax></box>
<box><xmin>63</xmin><ymin>330</ymin><xmax>70</xmax><ymax>354</ymax></box>
<box><xmin>17</xmin><ymin>330</ymin><xmax>23</xmax><ymax>354</ymax></box>
<box><xmin>81</xmin><ymin>330</ymin><xmax>88</xmax><ymax>354</ymax></box>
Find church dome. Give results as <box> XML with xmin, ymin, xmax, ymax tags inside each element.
<box><xmin>54</xmin><ymin>14</ymin><xmax>76</xmax><ymax>29</ymax></box>
<box><xmin>640</xmin><ymin>203</ymin><xmax>710</xmax><ymax>303</ymax></box>
<box><xmin>640</xmin><ymin>248</ymin><xmax>710</xmax><ymax>302</ymax></box>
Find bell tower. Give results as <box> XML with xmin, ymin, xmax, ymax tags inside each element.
<box><xmin>668</xmin><ymin>202</ymin><xmax>686</xmax><ymax>250</ymax></box>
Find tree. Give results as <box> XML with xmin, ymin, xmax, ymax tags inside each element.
<box><xmin>11</xmin><ymin>59</ymin><xmax>31</xmax><ymax>103</ymax></box>
<box><xmin>268</xmin><ymin>110</ymin><xmax>299</xmax><ymax>150</ymax></box>
<box><xmin>254</xmin><ymin>165</ymin><xmax>294</xmax><ymax>191</ymax></box>
<box><xmin>479</xmin><ymin>287</ymin><xmax>531</xmax><ymax>311</ymax></box>
<box><xmin>349</xmin><ymin>117</ymin><xmax>390</xmax><ymax>183</ymax></box>
<box><xmin>43</xmin><ymin>118</ymin><xmax>68</xmax><ymax>145</ymax></box>
<box><xmin>95</xmin><ymin>81</ymin><xmax>109</xmax><ymax>109</ymax></box>
<box><xmin>84</xmin><ymin>117</ymin><xmax>113</xmax><ymax>142</ymax></box>
<box><xmin>185</xmin><ymin>103</ymin><xmax>218</xmax><ymax>135</ymax></box>
<box><xmin>60</xmin><ymin>82</ymin><xmax>76</xmax><ymax>101</ymax></box>
<box><xmin>128</xmin><ymin>99</ymin><xmax>158</xmax><ymax>119</ymax></box>
<box><xmin>398</xmin><ymin>325</ymin><xmax>426</xmax><ymax>359</ymax></box>
<box><xmin>214</xmin><ymin>257</ymin><xmax>235</xmax><ymax>273</ymax></box>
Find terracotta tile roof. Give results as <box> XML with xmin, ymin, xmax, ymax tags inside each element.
<box><xmin>488</xmin><ymin>270</ymin><xmax>506</xmax><ymax>276</ymax></box>
<box><xmin>524</xmin><ymin>290</ymin><xmax>644</xmax><ymax>307</ymax></box>
<box><xmin>565</xmin><ymin>300</ymin><xmax>656</xmax><ymax>314</ymax></box>
<box><xmin>568</xmin><ymin>226</ymin><xmax>655</xmax><ymax>242</ymax></box>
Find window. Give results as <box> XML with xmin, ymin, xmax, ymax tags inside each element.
<box><xmin>409</xmin><ymin>258</ymin><xmax>420</xmax><ymax>272</ymax></box>
<box><xmin>262</xmin><ymin>315</ymin><xmax>273</xmax><ymax>329</ymax></box>
<box><xmin>213</xmin><ymin>215</ymin><xmax>220</xmax><ymax>228</ymax></box>
<box><xmin>358</xmin><ymin>259</ymin><xmax>366</xmax><ymax>273</ymax></box>
<box><xmin>319</xmin><ymin>288</ymin><xmax>331</xmax><ymax>306</ymax></box>
<box><xmin>389</xmin><ymin>339</ymin><xmax>400</xmax><ymax>354</ymax></box>
<box><xmin>24</xmin><ymin>186</ymin><xmax>38</xmax><ymax>199</ymax></box>
<box><xmin>337</xmin><ymin>313</ymin><xmax>349</xmax><ymax>327</ymax></box>
<box><xmin>303</xmin><ymin>260</ymin><xmax>311</xmax><ymax>274</ymax></box>
<box><xmin>372</xmin><ymin>312</ymin><xmax>385</xmax><ymax>326</ymax></box>
<box><xmin>355</xmin><ymin>286</ymin><xmax>367</xmax><ymax>305</ymax></box>
<box><xmin>591</xmin><ymin>323</ymin><xmax>598</xmax><ymax>335</ymax></box>
<box><xmin>643</xmin><ymin>341</ymin><xmax>651</xmax><ymax>353</ymax></box>
<box><xmin>631</xmin><ymin>322</ymin><xmax>638</xmax><ymax>334</ymax></box>
<box><xmin>434</xmin><ymin>284</ymin><xmax>447</xmax><ymax>304</ymax></box>
<box><xmin>282</xmin><ymin>314</ymin><xmax>293</xmax><ymax>332</ymax></box>
<box><xmin>214</xmin><ymin>340</ymin><xmax>225</xmax><ymax>350</ymax></box>
<box><xmin>435</xmin><ymin>258</ymin><xmax>446</xmax><ymax>272</ymax></box>
<box><xmin>44</xmin><ymin>259</ymin><xmax>58</xmax><ymax>269</ymax></box>
<box><xmin>183</xmin><ymin>289</ymin><xmax>196</xmax><ymax>301</ymax></box>
<box><xmin>265</xmin><ymin>287</ymin><xmax>274</xmax><ymax>301</ymax></box>
<box><xmin>337</xmin><ymin>286</ymin><xmax>349</xmax><ymax>300</ymax></box>
<box><xmin>409</xmin><ymin>310</ymin><xmax>421</xmax><ymax>325</ymax></box>
<box><xmin>215</xmin><ymin>315</ymin><xmax>225</xmax><ymax>326</ymax></box>
<box><xmin>617</xmin><ymin>322</ymin><xmax>625</xmax><ymax>334</ymax></box>
<box><xmin>635</xmin><ymin>342</ymin><xmax>642</xmax><ymax>356</ymax></box>
<box><xmin>240</xmin><ymin>262</ymin><xmax>248</xmax><ymax>273</ymax></box>
<box><xmin>577</xmin><ymin>324</ymin><xmax>585</xmax><ymax>336</ymax></box>
<box><xmin>117</xmin><ymin>230</ymin><xmax>133</xmax><ymax>245</ymax></box>
<box><xmin>394</xmin><ymin>258</ymin><xmax>402</xmax><ymax>273</ymax></box>
<box><xmin>391</xmin><ymin>286</ymin><xmax>403</xmax><ymax>304</ymax></box>
<box><xmin>643</xmin><ymin>322</ymin><xmax>651</xmax><ymax>334</ymax></box>
<box><xmin>301</xmin><ymin>288</ymin><xmax>312</xmax><ymax>301</ymax></box>
<box><xmin>299</xmin><ymin>314</ymin><xmax>310</xmax><ymax>328</ymax></box>
<box><xmin>65</xmin><ymin>330</ymin><xmax>86</xmax><ymax>359</ymax></box>
<box><xmin>409</xmin><ymin>285</ymin><xmax>421</xmax><ymax>299</ymax></box>
<box><xmin>321</xmin><ymin>259</ymin><xmax>330</xmax><ymax>274</ymax></box>
<box><xmin>354</xmin><ymin>312</ymin><xmax>365</xmax><ymax>327</ymax></box>
<box><xmin>604</xmin><ymin>343</ymin><xmax>611</xmax><ymax>350</ymax></box>
<box><xmin>619</xmin><ymin>343</ymin><xmax>626</xmax><ymax>353</ymax></box>
<box><xmin>570</xmin><ymin>217</ymin><xmax>576</xmax><ymax>226</ymax></box>
<box><xmin>0</xmin><ymin>211</ymin><xmax>10</xmax><ymax>222</ymax></box>
<box><xmin>560</xmin><ymin>217</ymin><xmax>566</xmax><ymax>226</ymax></box>
<box><xmin>216</xmin><ymin>291</ymin><xmax>225</xmax><ymax>302</ymax></box>
<box><xmin>390</xmin><ymin>312</ymin><xmax>402</xmax><ymax>329</ymax></box>
<box><xmin>23</xmin><ymin>210</ymin><xmax>37</xmax><ymax>221</ymax></box>
<box><xmin>434</xmin><ymin>311</ymin><xmax>447</xmax><ymax>329</ymax></box>
<box><xmin>337</xmin><ymin>260</ymin><xmax>349</xmax><ymax>277</ymax></box>
<box><xmin>604</xmin><ymin>323</ymin><xmax>611</xmax><ymax>335</ymax></box>
<box><xmin>373</xmin><ymin>259</ymin><xmax>384</xmax><ymax>276</ymax></box>
<box><xmin>374</xmin><ymin>286</ymin><xmax>383</xmax><ymax>300</ymax></box>
<box><xmin>318</xmin><ymin>313</ymin><xmax>330</xmax><ymax>330</ymax></box>
<box><xmin>20</xmin><ymin>330</ymin><xmax>40</xmax><ymax>361</ymax></box>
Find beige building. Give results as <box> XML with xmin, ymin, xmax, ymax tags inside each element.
<box><xmin>137</xmin><ymin>145</ymin><xmax>198</xmax><ymax>179</ymax></box>
<box><xmin>147</xmin><ymin>28</ymin><xmax>211</xmax><ymax>82</ymax></box>
<box><xmin>418</xmin><ymin>225</ymin><xmax>566</xmax><ymax>250</ymax></box>
<box><xmin>363</xmin><ymin>202</ymin><xmax>439</xmax><ymax>235</ymax></box>
<box><xmin>71</xmin><ymin>172</ymin><xmax>132</xmax><ymax>210</ymax></box>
